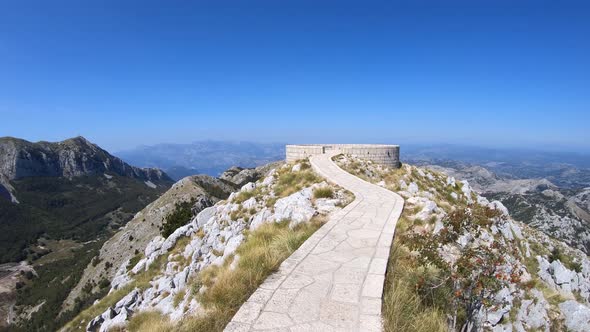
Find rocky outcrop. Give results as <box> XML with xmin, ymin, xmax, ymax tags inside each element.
<box><xmin>560</xmin><ymin>300</ymin><xmax>590</xmax><ymax>332</ymax></box>
<box><xmin>219</xmin><ymin>162</ymin><xmax>282</xmax><ymax>187</ymax></box>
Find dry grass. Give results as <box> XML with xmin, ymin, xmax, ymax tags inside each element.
<box><xmin>382</xmin><ymin>232</ymin><xmax>448</xmax><ymax>332</ymax></box>
<box><xmin>173</xmin><ymin>289</ymin><xmax>187</xmax><ymax>308</ymax></box>
<box><xmin>127</xmin><ymin>311</ymin><xmax>173</xmax><ymax>332</ymax></box>
<box><xmin>233</xmin><ymin>187</ymin><xmax>264</xmax><ymax>204</ymax></box>
<box><xmin>273</xmin><ymin>169</ymin><xmax>321</xmax><ymax>197</ymax></box>
<box><xmin>313</xmin><ymin>186</ymin><xmax>334</xmax><ymax>199</ymax></box>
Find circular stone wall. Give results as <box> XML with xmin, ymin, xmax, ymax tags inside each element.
<box><xmin>286</xmin><ymin>144</ymin><xmax>400</xmax><ymax>167</ymax></box>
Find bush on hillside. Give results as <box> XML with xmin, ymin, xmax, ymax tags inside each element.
<box><xmin>160</xmin><ymin>199</ymin><xmax>196</xmax><ymax>238</ymax></box>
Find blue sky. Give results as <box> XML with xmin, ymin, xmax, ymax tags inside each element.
<box><xmin>0</xmin><ymin>0</ymin><xmax>588</xmax><ymax>152</ymax></box>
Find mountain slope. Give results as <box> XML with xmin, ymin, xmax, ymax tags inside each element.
<box><xmin>58</xmin><ymin>162</ymin><xmax>281</xmax><ymax>328</ymax></box>
<box><xmin>0</xmin><ymin>136</ymin><xmax>173</xmax><ymax>264</ymax></box>
<box><xmin>0</xmin><ymin>136</ymin><xmax>174</xmax><ymax>332</ymax></box>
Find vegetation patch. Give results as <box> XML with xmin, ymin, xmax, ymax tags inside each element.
<box><xmin>383</xmin><ymin>243</ymin><xmax>448</xmax><ymax>332</ymax></box>
<box><xmin>127</xmin><ymin>253</ymin><xmax>143</xmax><ymax>272</ymax></box>
<box><xmin>313</xmin><ymin>187</ymin><xmax>334</xmax><ymax>199</ymax></box>
<box><xmin>160</xmin><ymin>198</ymin><xmax>196</xmax><ymax>238</ymax></box>
<box><xmin>127</xmin><ymin>311</ymin><xmax>172</xmax><ymax>332</ymax></box>
<box><xmin>233</xmin><ymin>187</ymin><xmax>264</xmax><ymax>204</ymax></box>
<box><xmin>173</xmin><ymin>289</ymin><xmax>186</xmax><ymax>308</ymax></box>
<box><xmin>273</xmin><ymin>168</ymin><xmax>320</xmax><ymax>197</ymax></box>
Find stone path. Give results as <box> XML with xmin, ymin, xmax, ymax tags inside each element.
<box><xmin>225</xmin><ymin>153</ymin><xmax>404</xmax><ymax>332</ymax></box>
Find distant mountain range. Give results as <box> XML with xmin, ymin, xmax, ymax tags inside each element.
<box><xmin>115</xmin><ymin>141</ymin><xmax>285</xmax><ymax>180</ymax></box>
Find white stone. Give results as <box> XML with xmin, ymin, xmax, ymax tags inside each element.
<box><xmin>559</xmin><ymin>300</ymin><xmax>590</xmax><ymax>332</ymax></box>
<box><xmin>415</xmin><ymin>200</ymin><xmax>438</xmax><ymax>221</ymax></box>
<box><xmin>99</xmin><ymin>307</ymin><xmax>131</xmax><ymax>332</ymax></box>
<box><xmin>224</xmin><ymin>234</ymin><xmax>244</xmax><ymax>258</ymax></box>
<box><xmin>242</xmin><ymin>197</ymin><xmax>257</xmax><ymax>210</ymax></box>
<box><xmin>433</xmin><ymin>220</ymin><xmax>444</xmax><ymax>234</ymax></box>
<box><xmin>240</xmin><ymin>182</ymin><xmax>256</xmax><ymax>192</ymax></box>
<box><xmin>250</xmin><ymin>208</ymin><xmax>272</xmax><ymax>231</ymax></box>
<box><xmin>398</xmin><ymin>179</ymin><xmax>408</xmax><ymax>189</ymax></box>
<box><xmin>516</xmin><ymin>289</ymin><xmax>549</xmax><ymax>330</ymax></box>
<box><xmin>408</xmin><ymin>182</ymin><xmax>419</xmax><ymax>194</ymax></box>
<box><xmin>490</xmin><ymin>200</ymin><xmax>510</xmax><ymax>217</ymax></box>
<box><xmin>144</xmin><ymin>236</ymin><xmax>165</xmax><ymax>257</ymax></box>
<box><xmin>498</xmin><ymin>222</ymin><xmax>514</xmax><ymax>241</ymax></box>
<box><xmin>261</xmin><ymin>169</ymin><xmax>276</xmax><ymax>186</ymax></box>
<box><xmin>196</xmin><ymin>206</ymin><xmax>216</xmax><ymax>227</ymax></box>
<box><xmin>272</xmin><ymin>187</ymin><xmax>316</xmax><ymax>228</ymax></box>
<box><xmin>131</xmin><ymin>258</ymin><xmax>147</xmax><ymax>274</ymax></box>
<box><xmin>551</xmin><ymin>260</ymin><xmax>576</xmax><ymax>292</ymax></box>
<box><xmin>446</xmin><ymin>176</ymin><xmax>456</xmax><ymax>187</ymax></box>
<box><xmin>315</xmin><ymin>198</ymin><xmax>340</xmax><ymax>214</ymax></box>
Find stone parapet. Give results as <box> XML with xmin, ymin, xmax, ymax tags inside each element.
<box><xmin>286</xmin><ymin>144</ymin><xmax>400</xmax><ymax>167</ymax></box>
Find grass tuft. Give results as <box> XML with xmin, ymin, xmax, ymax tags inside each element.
<box><xmin>382</xmin><ymin>243</ymin><xmax>447</xmax><ymax>332</ymax></box>
<box><xmin>313</xmin><ymin>187</ymin><xmax>334</xmax><ymax>199</ymax></box>
<box><xmin>127</xmin><ymin>311</ymin><xmax>173</xmax><ymax>332</ymax></box>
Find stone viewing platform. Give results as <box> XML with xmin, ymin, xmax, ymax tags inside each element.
<box><xmin>286</xmin><ymin>144</ymin><xmax>400</xmax><ymax>167</ymax></box>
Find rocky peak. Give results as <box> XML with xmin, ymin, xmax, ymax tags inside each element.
<box><xmin>0</xmin><ymin>136</ymin><xmax>172</xmax><ymax>183</ymax></box>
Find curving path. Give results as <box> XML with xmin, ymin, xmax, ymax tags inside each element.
<box><xmin>225</xmin><ymin>153</ymin><xmax>404</xmax><ymax>332</ymax></box>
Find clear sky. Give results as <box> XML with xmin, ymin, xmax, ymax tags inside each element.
<box><xmin>1</xmin><ymin>0</ymin><xmax>588</xmax><ymax>152</ymax></box>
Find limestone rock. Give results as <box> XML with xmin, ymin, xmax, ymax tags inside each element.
<box><xmin>272</xmin><ymin>188</ymin><xmax>316</xmax><ymax>228</ymax></box>
<box><xmin>240</xmin><ymin>182</ymin><xmax>256</xmax><ymax>193</ymax></box>
<box><xmin>196</xmin><ymin>206</ymin><xmax>216</xmax><ymax>227</ymax></box>
<box><xmin>516</xmin><ymin>289</ymin><xmax>549</xmax><ymax>331</ymax></box>
<box><xmin>251</xmin><ymin>208</ymin><xmax>272</xmax><ymax>231</ymax></box>
<box><xmin>559</xmin><ymin>300</ymin><xmax>590</xmax><ymax>332</ymax></box>
<box><xmin>145</xmin><ymin>236</ymin><xmax>165</xmax><ymax>257</ymax></box>
<box><xmin>408</xmin><ymin>182</ymin><xmax>419</xmax><ymax>195</ymax></box>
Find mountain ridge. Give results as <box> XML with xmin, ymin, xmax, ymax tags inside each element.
<box><xmin>0</xmin><ymin>136</ymin><xmax>171</xmax><ymax>185</ymax></box>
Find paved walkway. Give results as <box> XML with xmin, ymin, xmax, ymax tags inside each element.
<box><xmin>225</xmin><ymin>153</ymin><xmax>404</xmax><ymax>332</ymax></box>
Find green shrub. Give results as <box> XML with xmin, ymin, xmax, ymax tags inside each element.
<box><xmin>160</xmin><ymin>199</ymin><xmax>196</xmax><ymax>238</ymax></box>
<box><xmin>127</xmin><ymin>253</ymin><xmax>143</xmax><ymax>272</ymax></box>
<box><xmin>549</xmin><ymin>247</ymin><xmax>582</xmax><ymax>272</ymax></box>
